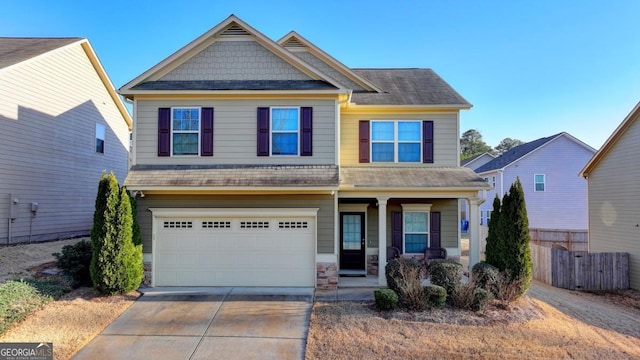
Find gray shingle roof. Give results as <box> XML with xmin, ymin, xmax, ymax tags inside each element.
<box><xmin>350</xmin><ymin>69</ymin><xmax>471</xmax><ymax>106</ymax></box>
<box><xmin>474</xmin><ymin>133</ymin><xmax>564</xmax><ymax>173</ymax></box>
<box><xmin>124</xmin><ymin>165</ymin><xmax>339</xmax><ymax>188</ymax></box>
<box><xmin>0</xmin><ymin>37</ymin><xmax>82</xmax><ymax>70</ymax></box>
<box><xmin>130</xmin><ymin>80</ymin><xmax>337</xmax><ymax>91</ymax></box>
<box><xmin>340</xmin><ymin>166</ymin><xmax>490</xmax><ymax>189</ymax></box>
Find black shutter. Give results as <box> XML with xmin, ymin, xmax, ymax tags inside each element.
<box><xmin>300</xmin><ymin>107</ymin><xmax>312</xmax><ymax>156</ymax></box>
<box><xmin>201</xmin><ymin>107</ymin><xmax>214</xmax><ymax>156</ymax></box>
<box><xmin>430</xmin><ymin>211</ymin><xmax>441</xmax><ymax>248</ymax></box>
<box><xmin>257</xmin><ymin>107</ymin><xmax>270</xmax><ymax>156</ymax></box>
<box><xmin>423</xmin><ymin>120</ymin><xmax>434</xmax><ymax>163</ymax></box>
<box><xmin>391</xmin><ymin>211</ymin><xmax>403</xmax><ymax>253</ymax></box>
<box><xmin>158</xmin><ymin>108</ymin><xmax>171</xmax><ymax>157</ymax></box>
<box><xmin>359</xmin><ymin>120</ymin><xmax>370</xmax><ymax>163</ymax></box>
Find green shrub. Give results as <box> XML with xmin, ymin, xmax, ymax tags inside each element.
<box><xmin>424</xmin><ymin>284</ymin><xmax>447</xmax><ymax>309</ymax></box>
<box><xmin>22</xmin><ymin>278</ymin><xmax>70</xmax><ymax>299</ymax></box>
<box><xmin>428</xmin><ymin>259</ymin><xmax>463</xmax><ymax>296</ymax></box>
<box><xmin>90</xmin><ymin>173</ymin><xmax>144</xmax><ymax>295</ymax></box>
<box><xmin>471</xmin><ymin>262</ymin><xmax>499</xmax><ymax>293</ymax></box>
<box><xmin>53</xmin><ymin>240</ymin><xmax>93</xmax><ymax>288</ymax></box>
<box><xmin>0</xmin><ymin>280</ymin><xmax>53</xmax><ymax>334</ymax></box>
<box><xmin>449</xmin><ymin>279</ymin><xmax>493</xmax><ymax>312</ymax></box>
<box><xmin>385</xmin><ymin>257</ymin><xmax>427</xmax><ymax>310</ymax></box>
<box><xmin>472</xmin><ymin>288</ymin><xmax>494</xmax><ymax>311</ymax></box>
<box><xmin>374</xmin><ymin>288</ymin><xmax>399</xmax><ymax>310</ymax></box>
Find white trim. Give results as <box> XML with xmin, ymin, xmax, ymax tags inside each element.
<box><xmin>534</xmin><ymin>173</ymin><xmax>546</xmax><ymax>192</ymax></box>
<box><xmin>149</xmin><ymin>207</ymin><xmax>319</xmax><ymax>218</ymax></box>
<box><xmin>400</xmin><ymin>204</ymin><xmax>432</xmax><ymax>211</ymax></box>
<box><xmin>170</xmin><ymin>106</ymin><xmax>201</xmax><ymax>156</ymax></box>
<box><xmin>270</xmin><ymin>106</ymin><xmax>300</xmax><ymax>156</ymax></box>
<box><xmin>339</xmin><ymin>204</ymin><xmax>369</xmax><ymax>212</ymax></box>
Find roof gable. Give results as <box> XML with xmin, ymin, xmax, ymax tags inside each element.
<box><xmin>278</xmin><ymin>32</ymin><xmax>382</xmax><ymax>92</ymax></box>
<box><xmin>475</xmin><ymin>132</ymin><xmax>595</xmax><ymax>174</ymax></box>
<box><xmin>581</xmin><ymin>101</ymin><xmax>640</xmax><ymax>176</ymax></box>
<box><xmin>461</xmin><ymin>152</ymin><xmax>496</xmax><ymax>169</ymax></box>
<box><xmin>120</xmin><ymin>15</ymin><xmax>346</xmax><ymax>95</ymax></box>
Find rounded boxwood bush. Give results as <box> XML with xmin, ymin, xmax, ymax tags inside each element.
<box><xmin>385</xmin><ymin>257</ymin><xmax>422</xmax><ymax>295</ymax></box>
<box><xmin>374</xmin><ymin>288</ymin><xmax>399</xmax><ymax>310</ymax></box>
<box><xmin>428</xmin><ymin>259</ymin><xmax>463</xmax><ymax>296</ymax></box>
<box><xmin>471</xmin><ymin>262</ymin><xmax>499</xmax><ymax>293</ymax></box>
<box><xmin>424</xmin><ymin>284</ymin><xmax>447</xmax><ymax>309</ymax></box>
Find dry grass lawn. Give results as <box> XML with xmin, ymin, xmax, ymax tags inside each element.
<box><xmin>306</xmin><ymin>292</ymin><xmax>640</xmax><ymax>359</ymax></box>
<box><xmin>0</xmin><ymin>239</ymin><xmax>140</xmax><ymax>360</ymax></box>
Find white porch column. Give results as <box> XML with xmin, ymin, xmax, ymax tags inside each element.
<box><xmin>468</xmin><ymin>198</ymin><xmax>481</xmax><ymax>269</ymax></box>
<box><xmin>377</xmin><ymin>196</ymin><xmax>390</xmax><ymax>285</ymax></box>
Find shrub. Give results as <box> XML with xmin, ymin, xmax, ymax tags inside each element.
<box><xmin>90</xmin><ymin>173</ymin><xmax>144</xmax><ymax>295</ymax></box>
<box><xmin>385</xmin><ymin>257</ymin><xmax>427</xmax><ymax>311</ymax></box>
<box><xmin>53</xmin><ymin>240</ymin><xmax>93</xmax><ymax>288</ymax></box>
<box><xmin>0</xmin><ymin>280</ymin><xmax>53</xmax><ymax>334</ymax></box>
<box><xmin>450</xmin><ymin>280</ymin><xmax>494</xmax><ymax>312</ymax></box>
<box><xmin>471</xmin><ymin>262</ymin><xmax>499</xmax><ymax>293</ymax></box>
<box><xmin>424</xmin><ymin>284</ymin><xmax>447</xmax><ymax>309</ymax></box>
<box><xmin>472</xmin><ymin>288</ymin><xmax>493</xmax><ymax>311</ymax></box>
<box><xmin>428</xmin><ymin>259</ymin><xmax>463</xmax><ymax>296</ymax></box>
<box><xmin>493</xmin><ymin>271</ymin><xmax>526</xmax><ymax>303</ymax></box>
<box><xmin>374</xmin><ymin>288</ymin><xmax>399</xmax><ymax>310</ymax></box>
<box><xmin>22</xmin><ymin>278</ymin><xmax>70</xmax><ymax>299</ymax></box>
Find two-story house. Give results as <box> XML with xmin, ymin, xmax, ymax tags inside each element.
<box><xmin>475</xmin><ymin>132</ymin><xmax>596</xmax><ymax>231</ymax></box>
<box><xmin>1</xmin><ymin>38</ymin><xmax>131</xmax><ymax>244</ymax></box>
<box><xmin>120</xmin><ymin>15</ymin><xmax>489</xmax><ymax>289</ymax></box>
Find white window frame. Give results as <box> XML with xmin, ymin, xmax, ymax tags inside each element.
<box><xmin>171</xmin><ymin>107</ymin><xmax>201</xmax><ymax>156</ymax></box>
<box><xmin>401</xmin><ymin>204</ymin><xmax>431</xmax><ymax>254</ymax></box>
<box><xmin>370</xmin><ymin>120</ymin><xmax>422</xmax><ymax>163</ymax></box>
<box><xmin>492</xmin><ymin>176</ymin><xmax>496</xmax><ymax>189</ymax></box>
<box><xmin>270</xmin><ymin>106</ymin><xmax>300</xmax><ymax>156</ymax></box>
<box><xmin>95</xmin><ymin>123</ymin><xmax>105</xmax><ymax>154</ymax></box>
<box><xmin>534</xmin><ymin>174</ymin><xmax>546</xmax><ymax>192</ymax></box>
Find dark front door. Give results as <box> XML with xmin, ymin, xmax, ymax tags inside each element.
<box><xmin>340</xmin><ymin>212</ymin><xmax>366</xmax><ymax>270</ymax></box>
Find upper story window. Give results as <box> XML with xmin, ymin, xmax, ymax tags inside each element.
<box><xmin>371</xmin><ymin>120</ymin><xmax>421</xmax><ymax>162</ymax></box>
<box><xmin>271</xmin><ymin>107</ymin><xmax>299</xmax><ymax>156</ymax></box>
<box><xmin>492</xmin><ymin>176</ymin><xmax>496</xmax><ymax>188</ymax></box>
<box><xmin>359</xmin><ymin>120</ymin><xmax>433</xmax><ymax>164</ymax></box>
<box><xmin>534</xmin><ymin>174</ymin><xmax>545</xmax><ymax>192</ymax></box>
<box><xmin>95</xmin><ymin>123</ymin><xmax>105</xmax><ymax>154</ymax></box>
<box><xmin>172</xmin><ymin>108</ymin><xmax>200</xmax><ymax>156</ymax></box>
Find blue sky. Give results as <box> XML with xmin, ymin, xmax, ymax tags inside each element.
<box><xmin>3</xmin><ymin>0</ymin><xmax>639</xmax><ymax>149</ymax></box>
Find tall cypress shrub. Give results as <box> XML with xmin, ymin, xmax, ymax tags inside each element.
<box><xmin>502</xmin><ymin>178</ymin><xmax>533</xmax><ymax>295</ymax></box>
<box><xmin>129</xmin><ymin>193</ymin><xmax>142</xmax><ymax>246</ymax></box>
<box><xmin>484</xmin><ymin>195</ymin><xmax>503</xmax><ymax>269</ymax></box>
<box><xmin>118</xmin><ymin>187</ymin><xmax>144</xmax><ymax>292</ymax></box>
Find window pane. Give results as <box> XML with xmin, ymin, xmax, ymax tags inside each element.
<box><xmin>272</xmin><ymin>133</ymin><xmax>298</xmax><ymax>155</ymax></box>
<box><xmin>398</xmin><ymin>143</ymin><xmax>420</xmax><ymax>162</ymax></box>
<box><xmin>398</xmin><ymin>122</ymin><xmax>420</xmax><ymax>141</ymax></box>
<box><xmin>172</xmin><ymin>133</ymin><xmax>198</xmax><ymax>155</ymax></box>
<box><xmin>271</xmin><ymin>109</ymin><xmax>298</xmax><ymax>130</ymax></box>
<box><xmin>95</xmin><ymin>124</ymin><xmax>105</xmax><ymax>140</ymax></box>
<box><xmin>535</xmin><ymin>183</ymin><xmax>545</xmax><ymax>191</ymax></box>
<box><xmin>371</xmin><ymin>122</ymin><xmax>394</xmax><ymax>141</ymax></box>
<box><xmin>96</xmin><ymin>139</ymin><xmax>104</xmax><ymax>154</ymax></box>
<box><xmin>404</xmin><ymin>212</ymin><xmax>428</xmax><ymax>232</ymax></box>
<box><xmin>173</xmin><ymin>109</ymin><xmax>199</xmax><ymax>131</ymax></box>
<box><xmin>372</xmin><ymin>143</ymin><xmax>394</xmax><ymax>162</ymax></box>
<box><xmin>405</xmin><ymin>234</ymin><xmax>427</xmax><ymax>253</ymax></box>
<box><xmin>535</xmin><ymin>174</ymin><xmax>544</xmax><ymax>183</ymax></box>
<box><xmin>342</xmin><ymin>215</ymin><xmax>361</xmax><ymax>250</ymax></box>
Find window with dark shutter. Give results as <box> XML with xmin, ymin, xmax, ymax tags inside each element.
<box><xmin>430</xmin><ymin>211</ymin><xmax>441</xmax><ymax>248</ymax></box>
<box><xmin>201</xmin><ymin>107</ymin><xmax>214</xmax><ymax>156</ymax></box>
<box><xmin>391</xmin><ymin>211</ymin><xmax>403</xmax><ymax>253</ymax></box>
<box><xmin>257</xmin><ymin>107</ymin><xmax>270</xmax><ymax>156</ymax></box>
<box><xmin>158</xmin><ymin>108</ymin><xmax>171</xmax><ymax>156</ymax></box>
<box><xmin>359</xmin><ymin>120</ymin><xmax>370</xmax><ymax>163</ymax></box>
<box><xmin>423</xmin><ymin>120</ymin><xmax>434</xmax><ymax>163</ymax></box>
<box><xmin>300</xmin><ymin>107</ymin><xmax>313</xmax><ymax>156</ymax></box>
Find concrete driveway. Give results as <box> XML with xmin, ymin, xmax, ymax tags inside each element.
<box><xmin>73</xmin><ymin>287</ymin><xmax>314</xmax><ymax>360</ymax></box>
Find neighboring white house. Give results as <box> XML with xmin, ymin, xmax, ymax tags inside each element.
<box><xmin>460</xmin><ymin>152</ymin><xmax>495</xmax><ymax>226</ymax></box>
<box><xmin>580</xmin><ymin>102</ymin><xmax>640</xmax><ymax>290</ymax></box>
<box><xmin>474</xmin><ymin>132</ymin><xmax>596</xmax><ymax>230</ymax></box>
<box><xmin>0</xmin><ymin>38</ymin><xmax>132</xmax><ymax>243</ymax></box>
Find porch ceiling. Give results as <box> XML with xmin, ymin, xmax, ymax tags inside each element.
<box><xmin>339</xmin><ymin>166</ymin><xmax>490</xmax><ymax>191</ymax></box>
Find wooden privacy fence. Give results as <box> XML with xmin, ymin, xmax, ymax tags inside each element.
<box><xmin>529</xmin><ymin>228</ymin><xmax>588</xmax><ymax>252</ymax></box>
<box><xmin>530</xmin><ymin>243</ymin><xmax>629</xmax><ymax>290</ymax></box>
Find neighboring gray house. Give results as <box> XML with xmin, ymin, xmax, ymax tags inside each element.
<box><xmin>118</xmin><ymin>15</ymin><xmax>489</xmax><ymax>289</ymax></box>
<box><xmin>475</xmin><ymin>132</ymin><xmax>596</xmax><ymax>230</ymax></box>
<box><xmin>581</xmin><ymin>102</ymin><xmax>640</xmax><ymax>290</ymax></box>
<box><xmin>460</xmin><ymin>152</ymin><xmax>495</xmax><ymax>225</ymax></box>
<box><xmin>0</xmin><ymin>38</ymin><xmax>131</xmax><ymax>243</ymax></box>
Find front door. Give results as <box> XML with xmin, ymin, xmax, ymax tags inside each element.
<box><xmin>340</xmin><ymin>212</ymin><xmax>366</xmax><ymax>270</ymax></box>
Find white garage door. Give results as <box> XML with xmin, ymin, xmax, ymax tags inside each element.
<box><xmin>153</xmin><ymin>210</ymin><xmax>316</xmax><ymax>287</ymax></box>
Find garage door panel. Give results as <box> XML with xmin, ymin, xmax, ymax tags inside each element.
<box><xmin>155</xmin><ymin>215</ymin><xmax>315</xmax><ymax>287</ymax></box>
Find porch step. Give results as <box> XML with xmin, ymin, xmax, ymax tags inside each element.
<box><xmin>339</xmin><ymin>269</ymin><xmax>367</xmax><ymax>277</ymax></box>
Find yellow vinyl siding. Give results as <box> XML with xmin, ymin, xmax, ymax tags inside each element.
<box><xmin>340</xmin><ymin>111</ymin><xmax>459</xmax><ymax>167</ymax></box>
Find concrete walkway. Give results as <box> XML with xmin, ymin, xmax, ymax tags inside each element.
<box><xmin>73</xmin><ymin>287</ymin><xmax>314</xmax><ymax>360</ymax></box>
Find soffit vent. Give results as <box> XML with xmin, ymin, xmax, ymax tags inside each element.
<box><xmin>283</xmin><ymin>38</ymin><xmax>306</xmax><ymax>49</ymax></box>
<box><xmin>220</xmin><ymin>24</ymin><xmax>250</xmax><ymax>36</ymax></box>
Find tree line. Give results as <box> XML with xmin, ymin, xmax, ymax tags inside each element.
<box><xmin>460</xmin><ymin>129</ymin><xmax>524</xmax><ymax>160</ymax></box>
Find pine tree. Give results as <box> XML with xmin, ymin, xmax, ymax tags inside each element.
<box><xmin>90</xmin><ymin>173</ymin><xmax>143</xmax><ymax>294</ymax></box>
